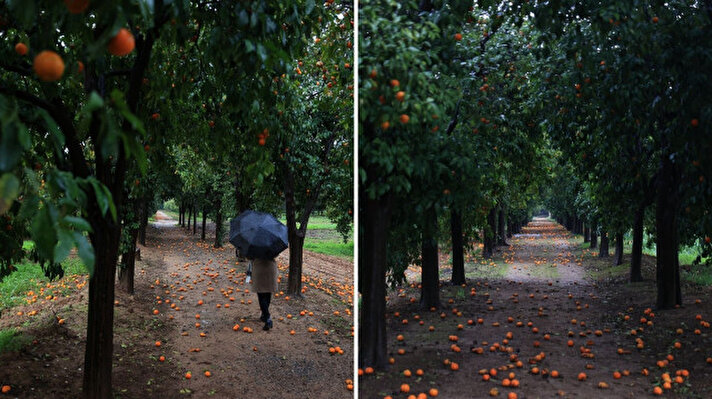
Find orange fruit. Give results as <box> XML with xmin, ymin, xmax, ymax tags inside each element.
<box><xmin>108</xmin><ymin>28</ymin><xmax>135</xmax><ymax>56</ymax></box>
<box><xmin>390</xmin><ymin>79</ymin><xmax>400</xmax><ymax>87</ymax></box>
<box><xmin>653</xmin><ymin>386</ymin><xmax>663</xmax><ymax>395</ymax></box>
<box><xmin>400</xmin><ymin>114</ymin><xmax>410</xmax><ymax>124</ymax></box>
<box><xmin>613</xmin><ymin>371</ymin><xmax>621</xmax><ymax>379</ymax></box>
<box><xmin>185</xmin><ymin>372</ymin><xmax>192</xmax><ymax>379</ymax></box>
<box><xmin>158</xmin><ymin>355</ymin><xmax>165</xmax><ymax>362</ymax></box>
<box><xmin>64</xmin><ymin>0</ymin><xmax>89</xmax><ymax>13</ymax></box>
<box><xmin>77</xmin><ymin>61</ymin><xmax>84</xmax><ymax>73</ymax></box>
<box><xmin>1</xmin><ymin>386</ymin><xmax>10</xmax><ymax>394</ymax></box>
<box><xmin>403</xmin><ymin>369</ymin><xmax>412</xmax><ymax>377</ymax></box>
<box><xmin>396</xmin><ymin>91</ymin><xmax>405</xmax><ymax>102</ymax></box>
<box><xmin>691</xmin><ymin>118</ymin><xmax>699</xmax><ymax>127</ymax></box>
<box><xmin>429</xmin><ymin>388</ymin><xmax>438</xmax><ymax>397</ymax></box>
<box><xmin>364</xmin><ymin>367</ymin><xmax>374</xmax><ymax>374</ymax></box>
<box><xmin>33</xmin><ymin>51</ymin><xmax>65</xmax><ymax>82</ymax></box>
<box><xmin>550</xmin><ymin>370</ymin><xmax>559</xmax><ymax>378</ymax></box>
<box><xmin>15</xmin><ymin>43</ymin><xmax>28</xmax><ymax>56</ymax></box>
<box><xmin>578</xmin><ymin>372</ymin><xmax>587</xmax><ymax>381</ymax></box>
<box><xmin>454</xmin><ymin>33</ymin><xmax>463</xmax><ymax>41</ymax></box>
<box><xmin>401</xmin><ymin>384</ymin><xmax>410</xmax><ymax>393</ymax></box>
<box><xmin>204</xmin><ymin>371</ymin><xmax>211</xmax><ymax>377</ymax></box>
<box><xmin>652</xmin><ymin>16</ymin><xmax>659</xmax><ymax>23</ymax></box>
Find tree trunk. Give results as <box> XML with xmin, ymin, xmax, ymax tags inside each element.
<box><xmin>83</xmin><ymin>214</ymin><xmax>121</xmax><ymax>398</ymax></box>
<box><xmin>497</xmin><ymin>205</ymin><xmax>508</xmax><ymax>246</ymax></box>
<box><xmin>506</xmin><ymin>219</ymin><xmax>513</xmax><ymax>238</ymax></box>
<box><xmin>614</xmin><ymin>232</ymin><xmax>624</xmax><ymax>266</ymax></box>
<box><xmin>590</xmin><ymin>223</ymin><xmax>598</xmax><ymax>249</ymax></box>
<box><xmin>599</xmin><ymin>230</ymin><xmax>609</xmax><ymax>257</ymax></box>
<box><xmin>213</xmin><ymin>199</ymin><xmax>223</xmax><ymax>248</ymax></box>
<box><xmin>186</xmin><ymin>203</ymin><xmax>192</xmax><ymax>230</ymax></box>
<box><xmin>201</xmin><ymin>205</ymin><xmax>207</xmax><ymax>240</ymax></box>
<box><xmin>192</xmin><ymin>204</ymin><xmax>197</xmax><ymax>235</ymax></box>
<box><xmin>583</xmin><ymin>225</ymin><xmax>590</xmax><ymax>243</ymax></box>
<box><xmin>178</xmin><ymin>203</ymin><xmax>183</xmax><ymax>226</ymax></box>
<box><xmin>630</xmin><ymin>205</ymin><xmax>644</xmax><ymax>282</ymax></box>
<box><xmin>118</xmin><ymin>225</ymin><xmax>137</xmax><ymax>294</ymax></box>
<box><xmin>287</xmin><ymin>232</ymin><xmax>305</xmax><ymax>295</ymax></box>
<box><xmin>359</xmin><ymin>193</ymin><xmax>391</xmax><ymax>369</ymax></box>
<box><xmin>482</xmin><ymin>208</ymin><xmax>496</xmax><ymax>258</ymax></box>
<box><xmin>420</xmin><ymin>207</ymin><xmax>440</xmax><ymax>309</ymax></box>
<box><xmin>450</xmin><ymin>210</ymin><xmax>465</xmax><ymax>286</ymax></box>
<box><xmin>656</xmin><ymin>155</ymin><xmax>681</xmax><ymax>309</ymax></box>
<box><xmin>138</xmin><ymin>197</ymin><xmax>148</xmax><ymax>246</ymax></box>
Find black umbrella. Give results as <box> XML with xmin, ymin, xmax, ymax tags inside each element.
<box><xmin>229</xmin><ymin>210</ymin><xmax>288</xmax><ymax>259</ymax></box>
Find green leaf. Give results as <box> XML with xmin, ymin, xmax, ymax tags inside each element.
<box><xmin>63</xmin><ymin>216</ymin><xmax>93</xmax><ymax>232</ymax></box>
<box><xmin>305</xmin><ymin>0</ymin><xmax>315</xmax><ymax>15</ymax></box>
<box><xmin>83</xmin><ymin>92</ymin><xmax>105</xmax><ymax>115</ymax></box>
<box><xmin>89</xmin><ymin>178</ymin><xmax>117</xmax><ymax>221</ymax></box>
<box><xmin>0</xmin><ymin>173</ymin><xmax>20</xmax><ymax>214</ymax></box>
<box><xmin>0</xmin><ymin>121</ymin><xmax>26</xmax><ymax>171</ymax></box>
<box><xmin>73</xmin><ymin>231</ymin><xmax>95</xmax><ymax>276</ymax></box>
<box><xmin>54</xmin><ymin>229</ymin><xmax>74</xmax><ymax>264</ymax></box>
<box><xmin>31</xmin><ymin>205</ymin><xmax>57</xmax><ymax>261</ymax></box>
<box><xmin>8</xmin><ymin>0</ymin><xmax>36</xmax><ymax>28</ymax></box>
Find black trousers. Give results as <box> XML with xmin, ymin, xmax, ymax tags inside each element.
<box><xmin>257</xmin><ymin>293</ymin><xmax>271</xmax><ymax>318</ymax></box>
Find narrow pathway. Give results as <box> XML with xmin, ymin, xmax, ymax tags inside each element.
<box><xmin>360</xmin><ymin>218</ymin><xmax>710</xmax><ymax>399</ymax></box>
<box><xmin>139</xmin><ymin>214</ymin><xmax>354</xmax><ymax>398</ymax></box>
<box><xmin>505</xmin><ymin>218</ymin><xmax>587</xmax><ymax>284</ymax></box>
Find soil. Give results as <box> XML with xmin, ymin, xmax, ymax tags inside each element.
<box><xmin>359</xmin><ymin>218</ymin><xmax>712</xmax><ymax>399</ymax></box>
<box><xmin>0</xmin><ymin>211</ymin><xmax>354</xmax><ymax>398</ymax></box>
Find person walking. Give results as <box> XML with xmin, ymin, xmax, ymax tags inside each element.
<box><xmin>249</xmin><ymin>257</ymin><xmax>279</xmax><ymax>330</ymax></box>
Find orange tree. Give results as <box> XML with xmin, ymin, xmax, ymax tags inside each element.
<box><xmin>0</xmin><ymin>0</ymin><xmax>332</xmax><ymax>397</ymax></box>
<box><xmin>532</xmin><ymin>0</ymin><xmax>712</xmax><ymax>308</ymax></box>
<box><xmin>359</xmin><ymin>0</ymin><xmax>545</xmax><ymax>368</ymax></box>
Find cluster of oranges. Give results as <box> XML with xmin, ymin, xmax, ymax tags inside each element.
<box><xmin>13</xmin><ymin>1</ymin><xmax>135</xmax><ymax>82</ymax></box>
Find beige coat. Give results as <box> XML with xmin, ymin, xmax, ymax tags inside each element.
<box><xmin>250</xmin><ymin>258</ymin><xmax>278</xmax><ymax>293</ymax></box>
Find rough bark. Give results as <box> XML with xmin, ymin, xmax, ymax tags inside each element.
<box><xmin>420</xmin><ymin>207</ymin><xmax>440</xmax><ymax>309</ymax></box>
<box><xmin>192</xmin><ymin>204</ymin><xmax>197</xmax><ymax>235</ymax></box>
<box><xmin>583</xmin><ymin>225</ymin><xmax>590</xmax><ymax>243</ymax></box>
<box><xmin>213</xmin><ymin>199</ymin><xmax>223</xmax><ymax>248</ymax></box>
<box><xmin>450</xmin><ymin>210</ymin><xmax>465</xmax><ymax>286</ymax></box>
<box><xmin>590</xmin><ymin>222</ymin><xmax>598</xmax><ymax>249</ymax></box>
<box><xmin>630</xmin><ymin>206</ymin><xmax>645</xmax><ymax>282</ymax></box>
<box><xmin>201</xmin><ymin>205</ymin><xmax>207</xmax><ymax>240</ymax></box>
<box><xmin>614</xmin><ymin>232</ymin><xmax>624</xmax><ymax>266</ymax></box>
<box><xmin>359</xmin><ymin>193</ymin><xmax>391</xmax><ymax>369</ymax></box>
<box><xmin>656</xmin><ymin>154</ymin><xmax>681</xmax><ymax>309</ymax></box>
<box><xmin>599</xmin><ymin>230</ymin><xmax>609</xmax><ymax>257</ymax></box>
<box><xmin>138</xmin><ymin>197</ymin><xmax>148</xmax><ymax>246</ymax></box>
<box><xmin>483</xmin><ymin>208</ymin><xmax>496</xmax><ymax>258</ymax></box>
<box><xmin>497</xmin><ymin>205</ymin><xmax>508</xmax><ymax>246</ymax></box>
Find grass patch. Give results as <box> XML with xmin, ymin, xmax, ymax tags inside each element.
<box><xmin>464</xmin><ymin>261</ymin><xmax>509</xmax><ymax>279</ymax></box>
<box><xmin>682</xmin><ymin>264</ymin><xmax>712</xmax><ymax>286</ymax></box>
<box><xmin>0</xmin><ymin>328</ymin><xmax>31</xmax><ymax>353</ymax></box>
<box><xmin>304</xmin><ymin>238</ymin><xmax>353</xmax><ymax>259</ymax></box>
<box><xmin>0</xmin><ymin>257</ymin><xmax>86</xmax><ymax>310</ymax></box>
<box><xmin>587</xmin><ymin>262</ymin><xmax>630</xmax><ymax>280</ymax></box>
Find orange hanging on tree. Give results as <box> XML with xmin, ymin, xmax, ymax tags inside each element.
<box><xmin>33</xmin><ymin>50</ymin><xmax>65</xmax><ymax>82</ymax></box>
<box><xmin>108</xmin><ymin>28</ymin><xmax>135</xmax><ymax>56</ymax></box>
<box><xmin>64</xmin><ymin>0</ymin><xmax>90</xmax><ymax>14</ymax></box>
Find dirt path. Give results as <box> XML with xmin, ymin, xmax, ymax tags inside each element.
<box><xmin>0</xmin><ymin>213</ymin><xmax>353</xmax><ymax>398</ymax></box>
<box><xmin>505</xmin><ymin>218</ymin><xmax>586</xmax><ymax>284</ymax></box>
<box><xmin>139</xmin><ymin>214</ymin><xmax>354</xmax><ymax>398</ymax></box>
<box><xmin>360</xmin><ymin>219</ymin><xmax>712</xmax><ymax>399</ymax></box>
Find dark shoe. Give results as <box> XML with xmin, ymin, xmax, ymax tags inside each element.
<box><xmin>263</xmin><ymin>318</ymin><xmax>273</xmax><ymax>331</ymax></box>
<box><xmin>260</xmin><ymin>314</ymin><xmax>267</xmax><ymax>322</ymax></box>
